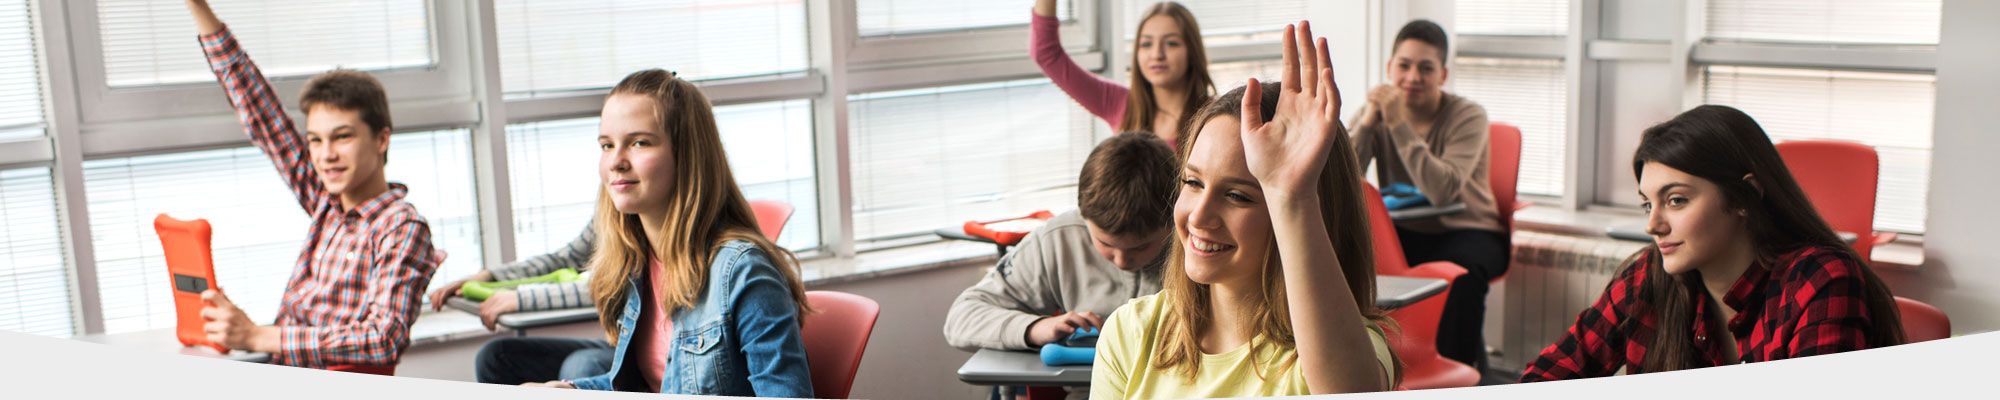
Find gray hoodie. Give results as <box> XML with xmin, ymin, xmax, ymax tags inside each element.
<box><xmin>942</xmin><ymin>211</ymin><xmax>1165</xmax><ymax>351</ymax></box>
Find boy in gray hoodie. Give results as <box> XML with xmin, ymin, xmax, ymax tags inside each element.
<box><xmin>943</xmin><ymin>132</ymin><xmax>1178</xmax><ymax>351</ymax></box>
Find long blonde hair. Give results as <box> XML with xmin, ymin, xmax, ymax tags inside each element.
<box><xmin>1153</xmin><ymin>82</ymin><xmax>1400</xmax><ymax>385</ymax></box>
<box><xmin>586</xmin><ymin>69</ymin><xmax>811</xmax><ymax>343</ymax></box>
<box><xmin>1120</xmin><ymin>1</ymin><xmax>1215</xmax><ymax>135</ymax></box>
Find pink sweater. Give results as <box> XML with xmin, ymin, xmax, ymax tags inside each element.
<box><xmin>1032</xmin><ymin>13</ymin><xmax>1128</xmax><ymax>130</ymax></box>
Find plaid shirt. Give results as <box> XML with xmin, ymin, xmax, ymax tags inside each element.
<box><xmin>1521</xmin><ymin>245</ymin><xmax>1878</xmax><ymax>382</ymax></box>
<box><xmin>202</xmin><ymin>28</ymin><xmax>445</xmax><ymax>368</ymax></box>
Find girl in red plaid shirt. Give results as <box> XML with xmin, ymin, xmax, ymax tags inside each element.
<box><xmin>1521</xmin><ymin>105</ymin><xmax>1906</xmax><ymax>381</ymax></box>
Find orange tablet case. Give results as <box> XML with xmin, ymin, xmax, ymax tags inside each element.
<box><xmin>962</xmin><ymin>210</ymin><xmax>1056</xmax><ymax>246</ymax></box>
<box><xmin>154</xmin><ymin>214</ymin><xmax>228</xmax><ymax>353</ymax></box>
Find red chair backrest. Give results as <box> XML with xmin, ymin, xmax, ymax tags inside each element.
<box><xmin>1362</xmin><ymin>184</ymin><xmax>1413</xmax><ymax>277</ymax></box>
<box><xmin>1774</xmin><ymin>140</ymin><xmax>1881</xmax><ymax>260</ymax></box>
<box><xmin>749</xmin><ymin>199</ymin><xmax>796</xmax><ymax>241</ymax></box>
<box><xmin>801</xmin><ymin>291</ymin><xmax>880</xmax><ymax>399</ymax></box>
<box><xmin>1895</xmin><ymin>296</ymin><xmax>1951</xmax><ymax>343</ymax></box>
<box><xmin>1488</xmin><ymin>122</ymin><xmax>1522</xmax><ymax>231</ymax></box>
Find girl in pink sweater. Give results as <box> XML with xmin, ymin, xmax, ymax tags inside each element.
<box><xmin>1032</xmin><ymin>0</ymin><xmax>1215</xmax><ymax>147</ymax></box>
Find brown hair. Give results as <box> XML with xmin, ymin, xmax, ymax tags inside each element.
<box><xmin>1626</xmin><ymin>105</ymin><xmax>1904</xmax><ymax>372</ymax></box>
<box><xmin>1120</xmin><ymin>1</ymin><xmax>1215</xmax><ymax>136</ymax></box>
<box><xmin>586</xmin><ymin>69</ymin><xmax>811</xmax><ymax>343</ymax></box>
<box><xmin>300</xmin><ymin>69</ymin><xmax>392</xmax><ymax>161</ymax></box>
<box><xmin>1078</xmin><ymin>131</ymin><xmax>1179</xmax><ymax>236</ymax></box>
<box><xmin>1152</xmin><ymin>82</ymin><xmax>1401</xmax><ymax>386</ymax></box>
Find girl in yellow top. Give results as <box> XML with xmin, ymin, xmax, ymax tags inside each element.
<box><xmin>1092</xmin><ymin>22</ymin><xmax>1401</xmax><ymax>399</ymax></box>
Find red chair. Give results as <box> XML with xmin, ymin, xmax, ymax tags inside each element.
<box><xmin>1362</xmin><ymin>184</ymin><xmax>1481</xmax><ymax>390</ymax></box>
<box><xmin>1485</xmin><ymin>123</ymin><xmax>1523</xmax><ymax>285</ymax></box>
<box><xmin>1895</xmin><ymin>296</ymin><xmax>1950</xmax><ymax>343</ymax></box>
<box><xmin>749</xmin><ymin>199</ymin><xmax>796</xmax><ymax>241</ymax></box>
<box><xmin>1774</xmin><ymin>140</ymin><xmax>1898</xmax><ymax>261</ymax></box>
<box><xmin>800</xmin><ymin>291</ymin><xmax>880</xmax><ymax>399</ymax></box>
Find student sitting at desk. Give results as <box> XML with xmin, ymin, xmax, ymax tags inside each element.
<box><xmin>942</xmin><ymin>131</ymin><xmax>1177</xmax><ymax>351</ymax></box>
<box><xmin>1520</xmin><ymin>105</ymin><xmax>1906</xmax><ymax>381</ymax></box>
<box><xmin>182</xmin><ymin>0</ymin><xmax>444</xmax><ymax>373</ymax></box>
<box><xmin>1092</xmin><ymin>24</ymin><xmax>1400</xmax><ymax>398</ymax></box>
<box><xmin>519</xmin><ymin>69</ymin><xmax>813</xmax><ymax>396</ymax></box>
<box><xmin>426</xmin><ymin>221</ymin><xmax>613</xmax><ymax>385</ymax></box>
<box><xmin>1347</xmin><ymin>19</ymin><xmax>1506</xmax><ymax>371</ymax></box>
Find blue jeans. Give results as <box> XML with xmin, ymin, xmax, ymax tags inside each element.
<box><xmin>473</xmin><ymin>336</ymin><xmax>613</xmax><ymax>384</ymax></box>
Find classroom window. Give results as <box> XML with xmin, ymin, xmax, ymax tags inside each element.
<box><xmin>1700</xmin><ymin>0</ymin><xmax>1938</xmax><ymax>234</ymax></box>
<box><xmin>1453</xmin><ymin>57</ymin><xmax>1567</xmax><ymax>198</ymax></box>
<box><xmin>0</xmin><ymin>167</ymin><xmax>72</xmax><ymax>338</ymax></box>
<box><xmin>495</xmin><ymin>0</ymin><xmax>808</xmax><ymax>97</ymax></box>
<box><xmin>1206</xmin><ymin>58</ymin><xmax>1282</xmax><ymax>92</ymax></box>
<box><xmin>859</xmin><ymin>0</ymin><xmax>1073</xmax><ymax>37</ymax></box>
<box><xmin>1126</xmin><ymin>0</ymin><xmax>1304</xmax><ymax>44</ymax></box>
<box><xmin>506</xmin><ymin>99</ymin><xmax>820</xmax><ymax>255</ymax></box>
<box><xmin>1706</xmin><ymin>0</ymin><xmax>1941</xmax><ymax>45</ymax></box>
<box><xmin>846</xmin><ymin>79</ymin><xmax>1096</xmax><ymax>244</ymax></box>
<box><xmin>81</xmin><ymin>130</ymin><xmax>482</xmax><ymax>334</ymax></box>
<box><xmin>94</xmin><ymin>0</ymin><xmax>434</xmax><ymax>88</ymax></box>
<box><xmin>1455</xmin><ymin>0</ymin><xmax>1569</xmax><ymax>36</ymax></box>
<box><xmin>1701</xmin><ymin>66</ymin><xmax>1934</xmax><ymax>233</ymax></box>
<box><xmin>0</xmin><ymin>0</ymin><xmax>43</xmax><ymax>141</ymax></box>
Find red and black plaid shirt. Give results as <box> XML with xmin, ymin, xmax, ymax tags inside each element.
<box><xmin>1521</xmin><ymin>245</ymin><xmax>1880</xmax><ymax>382</ymax></box>
<box><xmin>202</xmin><ymin>27</ymin><xmax>444</xmax><ymax>368</ymax></box>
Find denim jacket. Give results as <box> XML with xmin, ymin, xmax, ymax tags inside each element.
<box><xmin>570</xmin><ymin>240</ymin><xmax>813</xmax><ymax>397</ymax></box>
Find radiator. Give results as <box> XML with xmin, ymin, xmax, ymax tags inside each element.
<box><xmin>1493</xmin><ymin>230</ymin><xmax>1648</xmax><ymax>373</ymax></box>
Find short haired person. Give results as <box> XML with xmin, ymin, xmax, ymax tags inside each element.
<box><xmin>184</xmin><ymin>0</ymin><xmax>444</xmax><ymax>372</ymax></box>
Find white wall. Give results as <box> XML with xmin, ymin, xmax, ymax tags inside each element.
<box><xmin>1884</xmin><ymin>0</ymin><xmax>2000</xmax><ymax>336</ymax></box>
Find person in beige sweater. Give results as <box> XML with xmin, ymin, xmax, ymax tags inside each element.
<box><xmin>1349</xmin><ymin>19</ymin><xmax>1510</xmax><ymax>372</ymax></box>
<box><xmin>943</xmin><ymin>132</ymin><xmax>1178</xmax><ymax>355</ymax></box>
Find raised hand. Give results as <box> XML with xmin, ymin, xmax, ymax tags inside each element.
<box><xmin>1239</xmin><ymin>21</ymin><xmax>1343</xmax><ymax>201</ymax></box>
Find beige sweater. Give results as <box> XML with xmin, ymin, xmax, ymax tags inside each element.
<box><xmin>1349</xmin><ymin>91</ymin><xmax>1503</xmax><ymax>234</ymax></box>
<box><xmin>941</xmin><ymin>211</ymin><xmax>1164</xmax><ymax>351</ymax></box>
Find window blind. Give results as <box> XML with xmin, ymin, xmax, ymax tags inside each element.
<box><xmin>1453</xmin><ymin>57</ymin><xmax>1567</xmax><ymax>197</ymax></box>
<box><xmin>1125</xmin><ymin>0</ymin><xmax>1305</xmax><ymax>42</ymax></box>
<box><xmin>0</xmin><ymin>166</ymin><xmax>72</xmax><ymax>337</ymax></box>
<box><xmin>495</xmin><ymin>0</ymin><xmax>807</xmax><ymax>97</ymax></box>
<box><xmin>847</xmin><ymin>79</ymin><xmax>1096</xmax><ymax>243</ymax></box>
<box><xmin>82</xmin><ymin>130</ymin><xmax>482</xmax><ymax>334</ymax></box>
<box><xmin>1456</xmin><ymin>0</ymin><xmax>1569</xmax><ymax>36</ymax></box>
<box><xmin>1706</xmin><ymin>0</ymin><xmax>1940</xmax><ymax>45</ymax></box>
<box><xmin>95</xmin><ymin>0</ymin><xmax>434</xmax><ymax>88</ymax></box>
<box><xmin>859</xmin><ymin>0</ymin><xmax>1073</xmax><ymax>37</ymax></box>
<box><xmin>0</xmin><ymin>0</ymin><xmax>42</xmax><ymax>140</ymax></box>
<box><xmin>506</xmin><ymin>100</ymin><xmax>820</xmax><ymax>255</ymax></box>
<box><xmin>1702</xmin><ymin>65</ymin><xmax>1933</xmax><ymax>233</ymax></box>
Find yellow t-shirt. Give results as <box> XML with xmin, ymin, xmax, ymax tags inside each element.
<box><xmin>1089</xmin><ymin>292</ymin><xmax>1395</xmax><ymax>399</ymax></box>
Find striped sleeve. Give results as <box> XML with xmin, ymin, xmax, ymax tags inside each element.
<box><xmin>492</xmin><ymin>220</ymin><xmax>596</xmax><ymax>281</ymax></box>
<box><xmin>199</xmin><ymin>27</ymin><xmax>325</xmax><ymax>214</ymax></box>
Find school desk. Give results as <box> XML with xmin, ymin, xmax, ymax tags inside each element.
<box><xmin>72</xmin><ymin>326</ymin><xmax>272</xmax><ymax>363</ymax></box>
<box><xmin>444</xmin><ymin>296</ymin><xmax>597</xmax><ymax>337</ymax></box>
<box><xmin>1388</xmin><ymin>203</ymin><xmax>1470</xmax><ymax>222</ymax></box>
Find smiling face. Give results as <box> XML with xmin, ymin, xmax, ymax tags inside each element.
<box><xmin>599</xmin><ymin>93</ymin><xmax>677</xmax><ymax>216</ymax></box>
<box><xmin>303</xmin><ymin>105</ymin><xmax>389</xmax><ymax>198</ymax></box>
<box><xmin>1638</xmin><ymin>161</ymin><xmax>1753</xmax><ymax>275</ymax></box>
<box><xmin>1134</xmin><ymin>14</ymin><xmax>1190</xmax><ymax>90</ymax></box>
<box><xmin>1174</xmin><ymin>116</ymin><xmax>1275</xmax><ymax>288</ymax></box>
<box><xmin>1387</xmin><ymin>39</ymin><xmax>1447</xmax><ymax>108</ymax></box>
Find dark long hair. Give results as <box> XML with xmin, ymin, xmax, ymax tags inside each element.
<box><xmin>1626</xmin><ymin>105</ymin><xmax>1904</xmax><ymax>372</ymax></box>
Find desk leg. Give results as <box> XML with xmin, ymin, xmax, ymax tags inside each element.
<box><xmin>514</xmin><ymin>328</ymin><xmax>527</xmax><ymax>338</ymax></box>
<box><xmin>994</xmin><ymin>245</ymin><xmax>1008</xmax><ymax>258</ymax></box>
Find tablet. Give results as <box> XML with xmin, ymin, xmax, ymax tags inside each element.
<box><xmin>153</xmin><ymin>214</ymin><xmax>227</xmax><ymax>353</ymax></box>
<box><xmin>962</xmin><ymin>210</ymin><xmax>1055</xmax><ymax>246</ymax></box>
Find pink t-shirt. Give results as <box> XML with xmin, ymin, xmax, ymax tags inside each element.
<box><xmin>627</xmin><ymin>258</ymin><xmax>673</xmax><ymax>392</ymax></box>
<box><xmin>1032</xmin><ymin>12</ymin><xmax>1129</xmax><ymax>130</ymax></box>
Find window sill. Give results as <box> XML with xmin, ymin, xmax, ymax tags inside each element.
<box><xmin>1513</xmin><ymin>204</ymin><xmax>1923</xmax><ymax>270</ymax></box>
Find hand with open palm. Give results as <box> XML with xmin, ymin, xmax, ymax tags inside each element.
<box><xmin>1240</xmin><ymin>21</ymin><xmax>1343</xmax><ymax>202</ymax></box>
